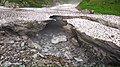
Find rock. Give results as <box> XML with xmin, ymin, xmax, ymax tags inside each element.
<box><xmin>0</xmin><ymin>31</ymin><xmax>5</xmax><ymax>35</ymax></box>
<box><xmin>81</xmin><ymin>9</ymin><xmax>94</xmax><ymax>14</ymax></box>
<box><xmin>64</xmin><ymin>51</ymin><xmax>73</xmax><ymax>60</ymax></box>
<box><xmin>37</xmin><ymin>52</ymin><xmax>45</xmax><ymax>58</ymax></box>
<box><xmin>31</xmin><ymin>49</ymin><xmax>37</xmax><ymax>52</ymax></box>
<box><xmin>2</xmin><ymin>20</ymin><xmax>49</xmax><ymax>35</ymax></box>
<box><xmin>51</xmin><ymin>35</ymin><xmax>67</xmax><ymax>44</ymax></box>
<box><xmin>2</xmin><ymin>61</ymin><xmax>12</xmax><ymax>66</ymax></box>
<box><xmin>70</xmin><ymin>38</ymin><xmax>79</xmax><ymax>46</ymax></box>
<box><xmin>32</xmin><ymin>53</ymin><xmax>38</xmax><ymax>59</ymax></box>
<box><xmin>67</xmin><ymin>18</ymin><xmax>120</xmax><ymax>47</ymax></box>
<box><xmin>79</xmin><ymin>14</ymin><xmax>120</xmax><ymax>30</ymax></box>
<box><xmin>32</xmin><ymin>42</ymin><xmax>42</xmax><ymax>50</ymax></box>
<box><xmin>74</xmin><ymin>57</ymin><xmax>83</xmax><ymax>62</ymax></box>
<box><xmin>81</xmin><ymin>9</ymin><xmax>90</xmax><ymax>14</ymax></box>
<box><xmin>32</xmin><ymin>52</ymin><xmax>45</xmax><ymax>59</ymax></box>
<box><xmin>8</xmin><ymin>40</ymin><xmax>14</xmax><ymax>43</ymax></box>
<box><xmin>22</xmin><ymin>36</ymin><xmax>28</xmax><ymax>40</ymax></box>
<box><xmin>27</xmin><ymin>39</ymin><xmax>42</xmax><ymax>50</ymax></box>
<box><xmin>67</xmin><ymin>18</ymin><xmax>120</xmax><ymax>61</ymax></box>
<box><xmin>0</xmin><ymin>56</ymin><xmax>4</xmax><ymax>59</ymax></box>
<box><xmin>89</xmin><ymin>10</ymin><xmax>94</xmax><ymax>14</ymax></box>
<box><xmin>52</xmin><ymin>15</ymin><xmax>120</xmax><ymax>65</ymax></box>
<box><xmin>50</xmin><ymin>15</ymin><xmax>68</xmax><ymax>27</ymax></box>
<box><xmin>21</xmin><ymin>42</ymin><xmax>25</xmax><ymax>47</ymax></box>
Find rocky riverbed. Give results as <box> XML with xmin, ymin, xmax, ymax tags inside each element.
<box><xmin>0</xmin><ymin>5</ymin><xmax>120</xmax><ymax>66</ymax></box>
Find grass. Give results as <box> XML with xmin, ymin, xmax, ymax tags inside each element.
<box><xmin>79</xmin><ymin>1</ymin><xmax>120</xmax><ymax>16</ymax></box>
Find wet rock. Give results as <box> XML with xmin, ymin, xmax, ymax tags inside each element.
<box><xmin>51</xmin><ymin>35</ymin><xmax>67</xmax><ymax>44</ymax></box>
<box><xmin>50</xmin><ymin>15</ymin><xmax>68</xmax><ymax>27</ymax></box>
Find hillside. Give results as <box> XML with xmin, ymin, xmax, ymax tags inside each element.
<box><xmin>79</xmin><ymin>0</ymin><xmax>120</xmax><ymax>16</ymax></box>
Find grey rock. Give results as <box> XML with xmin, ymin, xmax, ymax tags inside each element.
<box><xmin>74</xmin><ymin>57</ymin><xmax>83</xmax><ymax>62</ymax></box>
<box><xmin>5</xmin><ymin>40</ymin><xmax>14</xmax><ymax>44</ymax></box>
<box><xmin>27</xmin><ymin>39</ymin><xmax>42</xmax><ymax>50</ymax></box>
<box><xmin>21</xmin><ymin>42</ymin><xmax>25</xmax><ymax>47</ymax></box>
<box><xmin>81</xmin><ymin>9</ymin><xmax>90</xmax><ymax>14</ymax></box>
<box><xmin>64</xmin><ymin>51</ymin><xmax>73</xmax><ymax>60</ymax></box>
<box><xmin>51</xmin><ymin>35</ymin><xmax>67</xmax><ymax>44</ymax></box>
<box><xmin>32</xmin><ymin>53</ymin><xmax>38</xmax><ymax>59</ymax></box>
<box><xmin>30</xmin><ymin>49</ymin><xmax>37</xmax><ymax>52</ymax></box>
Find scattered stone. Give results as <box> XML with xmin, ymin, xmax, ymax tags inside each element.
<box><xmin>64</xmin><ymin>51</ymin><xmax>73</xmax><ymax>60</ymax></box>
<box><xmin>32</xmin><ymin>53</ymin><xmax>38</xmax><ymax>59</ymax></box>
<box><xmin>81</xmin><ymin>9</ymin><xmax>90</xmax><ymax>14</ymax></box>
<box><xmin>0</xmin><ymin>56</ymin><xmax>4</xmax><ymax>59</ymax></box>
<box><xmin>70</xmin><ymin>38</ymin><xmax>79</xmax><ymax>46</ymax></box>
<box><xmin>0</xmin><ymin>31</ymin><xmax>5</xmax><ymax>35</ymax></box>
<box><xmin>22</xmin><ymin>36</ymin><xmax>28</xmax><ymax>40</ymax></box>
<box><xmin>7</xmin><ymin>40</ymin><xmax>14</xmax><ymax>44</ymax></box>
<box><xmin>37</xmin><ymin>52</ymin><xmax>45</xmax><ymax>58</ymax></box>
<box><xmin>21</xmin><ymin>42</ymin><xmax>25</xmax><ymax>47</ymax></box>
<box><xmin>27</xmin><ymin>39</ymin><xmax>42</xmax><ymax>50</ymax></box>
<box><xmin>31</xmin><ymin>49</ymin><xmax>37</xmax><ymax>52</ymax></box>
<box><xmin>74</xmin><ymin>57</ymin><xmax>83</xmax><ymax>62</ymax></box>
<box><xmin>2</xmin><ymin>61</ymin><xmax>12</xmax><ymax>66</ymax></box>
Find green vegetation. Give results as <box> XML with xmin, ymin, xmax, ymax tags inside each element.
<box><xmin>8</xmin><ymin>0</ymin><xmax>48</xmax><ymax>7</ymax></box>
<box><xmin>0</xmin><ymin>0</ymin><xmax>54</xmax><ymax>7</ymax></box>
<box><xmin>79</xmin><ymin>0</ymin><xmax>120</xmax><ymax>16</ymax></box>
